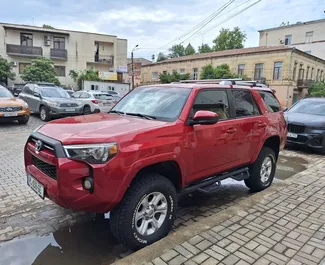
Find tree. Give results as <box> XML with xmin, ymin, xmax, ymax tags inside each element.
<box><xmin>157</xmin><ymin>52</ymin><xmax>168</xmax><ymax>62</ymax></box>
<box><xmin>185</xmin><ymin>43</ymin><xmax>196</xmax><ymax>56</ymax></box>
<box><xmin>69</xmin><ymin>68</ymin><xmax>101</xmax><ymax>90</ymax></box>
<box><xmin>0</xmin><ymin>57</ymin><xmax>15</xmax><ymax>83</ymax></box>
<box><xmin>21</xmin><ymin>57</ymin><xmax>59</xmax><ymax>85</ymax></box>
<box><xmin>168</xmin><ymin>44</ymin><xmax>185</xmax><ymax>58</ymax></box>
<box><xmin>212</xmin><ymin>27</ymin><xmax>247</xmax><ymax>51</ymax></box>
<box><xmin>159</xmin><ymin>72</ymin><xmax>190</xmax><ymax>83</ymax></box>
<box><xmin>309</xmin><ymin>81</ymin><xmax>325</xmax><ymax>97</ymax></box>
<box><xmin>43</xmin><ymin>24</ymin><xmax>55</xmax><ymax>29</ymax></box>
<box><xmin>198</xmin><ymin>44</ymin><xmax>212</xmax><ymax>54</ymax></box>
<box><xmin>200</xmin><ymin>64</ymin><xmax>237</xmax><ymax>80</ymax></box>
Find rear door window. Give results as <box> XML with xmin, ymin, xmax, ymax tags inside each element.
<box><xmin>231</xmin><ymin>90</ymin><xmax>260</xmax><ymax>117</ymax></box>
<box><xmin>259</xmin><ymin>91</ymin><xmax>281</xmax><ymax>112</ymax></box>
<box><xmin>80</xmin><ymin>92</ymin><xmax>91</xmax><ymax>99</ymax></box>
<box><xmin>94</xmin><ymin>94</ymin><xmax>113</xmax><ymax>100</ymax></box>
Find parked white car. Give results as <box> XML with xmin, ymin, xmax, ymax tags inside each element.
<box><xmin>72</xmin><ymin>91</ymin><xmax>114</xmax><ymax>114</ymax></box>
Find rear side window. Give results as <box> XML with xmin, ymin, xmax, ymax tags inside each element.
<box><xmin>193</xmin><ymin>90</ymin><xmax>230</xmax><ymax>120</ymax></box>
<box><xmin>259</xmin><ymin>91</ymin><xmax>281</xmax><ymax>112</ymax></box>
<box><xmin>231</xmin><ymin>90</ymin><xmax>260</xmax><ymax>117</ymax></box>
<box><xmin>80</xmin><ymin>92</ymin><xmax>90</xmax><ymax>99</ymax></box>
<box><xmin>94</xmin><ymin>94</ymin><xmax>113</xmax><ymax>100</ymax></box>
<box><xmin>23</xmin><ymin>86</ymin><xmax>33</xmax><ymax>95</ymax></box>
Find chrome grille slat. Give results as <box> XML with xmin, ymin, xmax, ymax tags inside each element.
<box><xmin>0</xmin><ymin>106</ymin><xmax>22</xmax><ymax>112</ymax></box>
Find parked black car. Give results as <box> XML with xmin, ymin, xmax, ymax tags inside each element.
<box><xmin>11</xmin><ymin>83</ymin><xmax>27</xmax><ymax>96</ymax></box>
<box><xmin>285</xmin><ymin>98</ymin><xmax>325</xmax><ymax>152</ymax></box>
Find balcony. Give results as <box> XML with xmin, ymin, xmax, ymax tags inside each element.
<box><xmin>50</xmin><ymin>49</ymin><xmax>68</xmax><ymax>60</ymax></box>
<box><xmin>297</xmin><ymin>79</ymin><xmax>314</xmax><ymax>91</ymax></box>
<box><xmin>94</xmin><ymin>55</ymin><xmax>114</xmax><ymax>67</ymax></box>
<box><xmin>6</xmin><ymin>44</ymin><xmax>42</xmax><ymax>57</ymax></box>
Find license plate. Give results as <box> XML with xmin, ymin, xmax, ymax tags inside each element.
<box><xmin>103</xmin><ymin>102</ymin><xmax>111</xmax><ymax>106</ymax></box>
<box><xmin>4</xmin><ymin>112</ymin><xmax>18</xmax><ymax>117</ymax></box>
<box><xmin>65</xmin><ymin>108</ymin><xmax>75</xmax><ymax>112</ymax></box>
<box><xmin>288</xmin><ymin>132</ymin><xmax>298</xmax><ymax>138</ymax></box>
<box><xmin>27</xmin><ymin>174</ymin><xmax>45</xmax><ymax>199</ymax></box>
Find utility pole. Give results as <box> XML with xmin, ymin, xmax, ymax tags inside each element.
<box><xmin>131</xmin><ymin>44</ymin><xmax>138</xmax><ymax>90</ymax></box>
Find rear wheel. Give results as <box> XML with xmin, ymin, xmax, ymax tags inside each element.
<box><xmin>83</xmin><ymin>106</ymin><xmax>91</xmax><ymax>115</ymax></box>
<box><xmin>18</xmin><ymin>116</ymin><xmax>29</xmax><ymax>124</ymax></box>
<box><xmin>110</xmin><ymin>173</ymin><xmax>177</xmax><ymax>250</ymax></box>
<box><xmin>40</xmin><ymin>106</ymin><xmax>50</xmax><ymax>121</ymax></box>
<box><xmin>245</xmin><ymin>147</ymin><xmax>276</xmax><ymax>192</ymax></box>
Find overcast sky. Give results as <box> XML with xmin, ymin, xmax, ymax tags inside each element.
<box><xmin>1</xmin><ymin>0</ymin><xmax>324</xmax><ymax>60</ymax></box>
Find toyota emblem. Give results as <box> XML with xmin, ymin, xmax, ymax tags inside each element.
<box><xmin>35</xmin><ymin>140</ymin><xmax>43</xmax><ymax>153</ymax></box>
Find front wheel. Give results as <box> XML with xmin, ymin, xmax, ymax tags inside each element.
<box><xmin>245</xmin><ymin>147</ymin><xmax>276</xmax><ymax>192</ymax></box>
<box><xmin>110</xmin><ymin>173</ymin><xmax>177</xmax><ymax>250</ymax></box>
<box><xmin>18</xmin><ymin>116</ymin><xmax>29</xmax><ymax>124</ymax></box>
<box><xmin>83</xmin><ymin>106</ymin><xmax>91</xmax><ymax>115</ymax></box>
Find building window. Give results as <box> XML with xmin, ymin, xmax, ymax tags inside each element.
<box><xmin>193</xmin><ymin>68</ymin><xmax>198</xmax><ymax>80</ymax></box>
<box><xmin>179</xmin><ymin>69</ymin><xmax>185</xmax><ymax>74</ymax></box>
<box><xmin>238</xmin><ymin>64</ymin><xmax>245</xmax><ymax>77</ymax></box>
<box><xmin>293</xmin><ymin>62</ymin><xmax>297</xmax><ymax>80</ymax></box>
<box><xmin>284</xmin><ymin>35</ymin><xmax>292</xmax><ymax>45</ymax></box>
<box><xmin>19</xmin><ymin>63</ymin><xmax>31</xmax><ymax>74</ymax></box>
<box><xmin>54</xmin><ymin>66</ymin><xmax>66</xmax><ymax>77</ymax></box>
<box><xmin>298</xmin><ymin>65</ymin><xmax>304</xmax><ymax>80</ymax></box>
<box><xmin>321</xmin><ymin>70</ymin><xmax>324</xmax><ymax>81</ymax></box>
<box><xmin>152</xmin><ymin>72</ymin><xmax>159</xmax><ymax>80</ymax></box>
<box><xmin>306</xmin><ymin>66</ymin><xmax>310</xmax><ymax>80</ymax></box>
<box><xmin>316</xmin><ymin>69</ymin><xmax>320</xmax><ymax>81</ymax></box>
<box><xmin>162</xmin><ymin>71</ymin><xmax>167</xmax><ymax>75</ymax></box>
<box><xmin>273</xmin><ymin>62</ymin><xmax>283</xmax><ymax>80</ymax></box>
<box><xmin>53</xmin><ymin>37</ymin><xmax>65</xmax><ymax>50</ymax></box>
<box><xmin>305</xmin><ymin>31</ymin><xmax>313</xmax><ymax>43</ymax></box>
<box><xmin>254</xmin><ymin>63</ymin><xmax>264</xmax><ymax>80</ymax></box>
<box><xmin>304</xmin><ymin>51</ymin><xmax>312</xmax><ymax>55</ymax></box>
<box><xmin>311</xmin><ymin>68</ymin><xmax>314</xmax><ymax>80</ymax></box>
<box><xmin>20</xmin><ymin>33</ymin><xmax>33</xmax><ymax>46</ymax></box>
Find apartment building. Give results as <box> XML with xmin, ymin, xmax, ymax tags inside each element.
<box><xmin>259</xmin><ymin>19</ymin><xmax>325</xmax><ymax>60</ymax></box>
<box><xmin>126</xmin><ymin>57</ymin><xmax>152</xmax><ymax>88</ymax></box>
<box><xmin>0</xmin><ymin>23</ymin><xmax>128</xmax><ymax>88</ymax></box>
<box><xmin>141</xmin><ymin>46</ymin><xmax>325</xmax><ymax>107</ymax></box>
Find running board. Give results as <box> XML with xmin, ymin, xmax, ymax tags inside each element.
<box><xmin>181</xmin><ymin>167</ymin><xmax>249</xmax><ymax>195</ymax></box>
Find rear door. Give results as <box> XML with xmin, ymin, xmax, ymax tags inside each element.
<box><xmin>94</xmin><ymin>93</ymin><xmax>113</xmax><ymax>112</ymax></box>
<box><xmin>19</xmin><ymin>86</ymin><xmax>34</xmax><ymax>110</ymax></box>
<box><xmin>228</xmin><ymin>89</ymin><xmax>267</xmax><ymax>166</ymax></box>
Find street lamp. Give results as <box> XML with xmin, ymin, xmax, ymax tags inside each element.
<box><xmin>131</xmin><ymin>44</ymin><xmax>139</xmax><ymax>90</ymax></box>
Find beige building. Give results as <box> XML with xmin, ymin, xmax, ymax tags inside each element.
<box><xmin>141</xmin><ymin>46</ymin><xmax>325</xmax><ymax>107</ymax></box>
<box><xmin>0</xmin><ymin>22</ymin><xmax>128</xmax><ymax>89</ymax></box>
<box><xmin>259</xmin><ymin>19</ymin><xmax>325</xmax><ymax>60</ymax></box>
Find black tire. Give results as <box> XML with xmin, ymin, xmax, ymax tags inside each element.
<box><xmin>18</xmin><ymin>116</ymin><xmax>29</xmax><ymax>124</ymax></box>
<box><xmin>40</xmin><ymin>106</ymin><xmax>51</xmax><ymax>121</ymax></box>
<box><xmin>110</xmin><ymin>173</ymin><xmax>177</xmax><ymax>250</ymax></box>
<box><xmin>245</xmin><ymin>147</ymin><xmax>276</xmax><ymax>192</ymax></box>
<box><xmin>83</xmin><ymin>105</ymin><xmax>91</xmax><ymax>115</ymax></box>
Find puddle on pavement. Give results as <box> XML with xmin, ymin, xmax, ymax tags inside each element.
<box><xmin>0</xmin><ymin>217</ymin><xmax>131</xmax><ymax>265</ymax></box>
<box><xmin>275</xmin><ymin>155</ymin><xmax>308</xmax><ymax>180</ymax></box>
<box><xmin>0</xmin><ymin>154</ymin><xmax>309</xmax><ymax>265</ymax></box>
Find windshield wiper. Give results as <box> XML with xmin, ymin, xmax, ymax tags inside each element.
<box><xmin>125</xmin><ymin>113</ymin><xmax>157</xmax><ymax>120</ymax></box>
<box><xmin>109</xmin><ymin>110</ymin><xmax>125</xmax><ymax>115</ymax></box>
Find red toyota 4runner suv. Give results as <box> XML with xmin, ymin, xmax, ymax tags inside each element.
<box><xmin>25</xmin><ymin>84</ymin><xmax>287</xmax><ymax>250</ymax></box>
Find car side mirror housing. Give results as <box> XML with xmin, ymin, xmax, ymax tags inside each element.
<box><xmin>282</xmin><ymin>107</ymin><xmax>288</xmax><ymax>112</ymax></box>
<box><xmin>189</xmin><ymin>110</ymin><xmax>219</xmax><ymax>125</ymax></box>
<box><xmin>34</xmin><ymin>92</ymin><xmax>41</xmax><ymax>98</ymax></box>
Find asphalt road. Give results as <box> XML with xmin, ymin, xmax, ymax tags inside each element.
<box><xmin>0</xmin><ymin>115</ymin><xmax>320</xmax><ymax>265</ymax></box>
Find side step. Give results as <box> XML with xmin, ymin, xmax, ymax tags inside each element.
<box><xmin>181</xmin><ymin>167</ymin><xmax>250</xmax><ymax>195</ymax></box>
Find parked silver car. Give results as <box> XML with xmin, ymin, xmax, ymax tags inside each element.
<box><xmin>19</xmin><ymin>83</ymin><xmax>83</xmax><ymax>121</ymax></box>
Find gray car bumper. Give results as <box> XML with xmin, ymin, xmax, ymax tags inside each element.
<box><xmin>48</xmin><ymin>106</ymin><xmax>83</xmax><ymax>116</ymax></box>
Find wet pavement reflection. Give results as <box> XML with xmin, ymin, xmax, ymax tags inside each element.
<box><xmin>0</xmin><ymin>154</ymin><xmax>311</xmax><ymax>265</ymax></box>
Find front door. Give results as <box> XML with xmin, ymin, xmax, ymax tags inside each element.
<box><xmin>186</xmin><ymin>89</ymin><xmax>238</xmax><ymax>183</ymax></box>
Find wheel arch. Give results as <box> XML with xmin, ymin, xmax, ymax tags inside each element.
<box><xmin>262</xmin><ymin>135</ymin><xmax>280</xmax><ymax>162</ymax></box>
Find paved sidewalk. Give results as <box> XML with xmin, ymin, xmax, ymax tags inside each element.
<box><xmin>116</xmin><ymin>159</ymin><xmax>325</xmax><ymax>265</ymax></box>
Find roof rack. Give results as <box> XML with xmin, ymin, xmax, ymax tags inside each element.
<box><xmin>173</xmin><ymin>79</ymin><xmax>267</xmax><ymax>87</ymax></box>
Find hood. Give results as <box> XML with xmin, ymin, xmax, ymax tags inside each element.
<box><xmin>43</xmin><ymin>97</ymin><xmax>77</xmax><ymax>103</ymax></box>
<box><xmin>285</xmin><ymin>112</ymin><xmax>325</xmax><ymax>127</ymax></box>
<box><xmin>38</xmin><ymin>113</ymin><xmax>169</xmax><ymax>144</ymax></box>
<box><xmin>0</xmin><ymin>97</ymin><xmax>25</xmax><ymax>106</ymax></box>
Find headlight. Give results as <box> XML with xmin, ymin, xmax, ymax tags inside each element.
<box><xmin>77</xmin><ymin>102</ymin><xmax>82</xmax><ymax>106</ymax></box>
<box><xmin>63</xmin><ymin>143</ymin><xmax>118</xmax><ymax>164</ymax></box>
<box><xmin>23</xmin><ymin>101</ymin><xmax>29</xmax><ymax>108</ymax></box>
<box><xmin>46</xmin><ymin>101</ymin><xmax>58</xmax><ymax>107</ymax></box>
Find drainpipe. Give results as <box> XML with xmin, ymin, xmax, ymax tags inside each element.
<box><xmin>286</xmin><ymin>48</ymin><xmax>294</xmax><ymax>108</ymax></box>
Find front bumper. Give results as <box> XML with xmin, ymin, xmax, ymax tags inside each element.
<box><xmin>286</xmin><ymin>128</ymin><xmax>325</xmax><ymax>150</ymax></box>
<box><xmin>48</xmin><ymin>106</ymin><xmax>83</xmax><ymax>116</ymax></box>
<box><xmin>0</xmin><ymin>109</ymin><xmax>30</xmax><ymax>120</ymax></box>
<box><xmin>24</xmin><ymin>132</ymin><xmax>122</xmax><ymax>213</ymax></box>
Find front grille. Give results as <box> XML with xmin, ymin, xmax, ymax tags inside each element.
<box><xmin>59</xmin><ymin>103</ymin><xmax>78</xmax><ymax>107</ymax></box>
<box><xmin>32</xmin><ymin>155</ymin><xmax>57</xmax><ymax>180</ymax></box>
<box><xmin>0</xmin><ymin>106</ymin><xmax>22</xmax><ymax>112</ymax></box>
<box><xmin>288</xmin><ymin>123</ymin><xmax>305</xmax><ymax>133</ymax></box>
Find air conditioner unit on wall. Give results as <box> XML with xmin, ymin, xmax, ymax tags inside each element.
<box><xmin>12</xmin><ymin>62</ymin><xmax>17</xmax><ymax>67</ymax></box>
<box><xmin>44</xmin><ymin>40</ymin><xmax>51</xmax><ymax>46</ymax></box>
<box><xmin>44</xmin><ymin>35</ymin><xmax>51</xmax><ymax>41</ymax></box>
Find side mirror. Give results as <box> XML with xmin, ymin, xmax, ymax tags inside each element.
<box><xmin>34</xmin><ymin>92</ymin><xmax>41</xmax><ymax>98</ymax></box>
<box><xmin>190</xmin><ymin>110</ymin><xmax>219</xmax><ymax>125</ymax></box>
<box><xmin>282</xmin><ymin>107</ymin><xmax>288</xmax><ymax>112</ymax></box>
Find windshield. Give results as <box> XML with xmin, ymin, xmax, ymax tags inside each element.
<box><xmin>112</xmin><ymin>86</ymin><xmax>191</xmax><ymax>121</ymax></box>
<box><xmin>289</xmin><ymin>100</ymin><xmax>325</xmax><ymax>116</ymax></box>
<box><xmin>94</xmin><ymin>94</ymin><xmax>113</xmax><ymax>100</ymax></box>
<box><xmin>0</xmin><ymin>87</ymin><xmax>13</xmax><ymax>98</ymax></box>
<box><xmin>41</xmin><ymin>87</ymin><xmax>71</xmax><ymax>98</ymax></box>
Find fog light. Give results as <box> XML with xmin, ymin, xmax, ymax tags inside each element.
<box><xmin>83</xmin><ymin>177</ymin><xmax>93</xmax><ymax>191</ymax></box>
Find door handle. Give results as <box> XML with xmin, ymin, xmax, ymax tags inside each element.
<box><xmin>257</xmin><ymin>122</ymin><xmax>267</xmax><ymax>128</ymax></box>
<box><xmin>226</xmin><ymin>128</ymin><xmax>237</xmax><ymax>134</ymax></box>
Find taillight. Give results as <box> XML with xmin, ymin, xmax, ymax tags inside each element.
<box><xmin>91</xmin><ymin>100</ymin><xmax>102</xmax><ymax>104</ymax></box>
